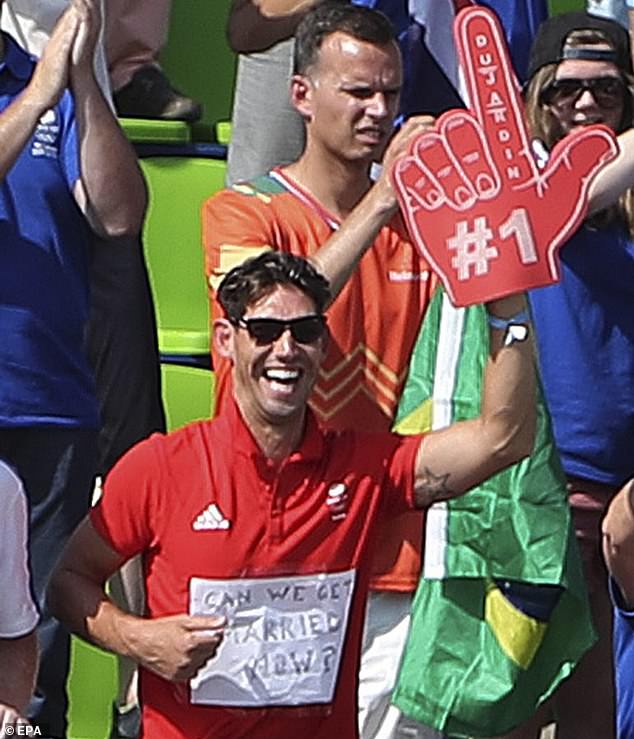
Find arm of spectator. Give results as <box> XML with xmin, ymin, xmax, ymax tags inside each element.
<box><xmin>603</xmin><ymin>480</ymin><xmax>634</xmax><ymax>607</ymax></box>
<box><xmin>309</xmin><ymin>115</ymin><xmax>436</xmax><ymax>303</ymax></box>
<box><xmin>203</xmin><ymin>116</ymin><xmax>435</xmax><ymax>306</ymax></box>
<box><xmin>69</xmin><ymin>0</ymin><xmax>147</xmax><ymax>238</ymax></box>
<box><xmin>587</xmin><ymin>127</ymin><xmax>634</xmax><ymax>213</ymax></box>
<box><xmin>0</xmin><ymin>631</ymin><xmax>37</xmax><ymax>723</ymax></box>
<box><xmin>411</xmin><ymin>293</ymin><xmax>536</xmax><ymax>508</ymax></box>
<box><xmin>227</xmin><ymin>0</ymin><xmax>326</xmax><ymax>53</ymax></box>
<box><xmin>49</xmin><ymin>518</ymin><xmax>225</xmax><ymax>683</ymax></box>
<box><xmin>0</xmin><ymin>6</ymin><xmax>79</xmax><ymax>180</ymax></box>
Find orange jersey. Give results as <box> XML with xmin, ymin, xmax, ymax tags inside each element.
<box><xmin>203</xmin><ymin>169</ymin><xmax>436</xmax><ymax>590</ymax></box>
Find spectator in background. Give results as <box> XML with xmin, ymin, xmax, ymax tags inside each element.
<box><xmin>603</xmin><ymin>479</ymin><xmax>634</xmax><ymax>739</ymax></box>
<box><xmin>0</xmin><ymin>0</ymin><xmax>147</xmax><ymax>735</ymax></box>
<box><xmin>1</xmin><ymin>0</ymin><xmax>202</xmax><ymax>120</ymax></box>
<box><xmin>0</xmin><ymin>461</ymin><xmax>39</xmax><ymax>732</ymax></box>
<box><xmin>2</xmin><ymin>3</ymin><xmax>167</xmax><ymax>737</ymax></box>
<box><xmin>225</xmin><ymin>0</ymin><xmax>547</xmax><ymax>187</ymax></box>
<box><xmin>503</xmin><ymin>10</ymin><xmax>634</xmax><ymax>738</ymax></box>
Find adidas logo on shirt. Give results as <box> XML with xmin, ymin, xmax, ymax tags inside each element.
<box><xmin>192</xmin><ymin>503</ymin><xmax>231</xmax><ymax>531</ymax></box>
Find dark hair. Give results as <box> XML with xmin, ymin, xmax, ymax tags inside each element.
<box><xmin>527</xmin><ymin>11</ymin><xmax>633</xmax><ymax>79</ymax></box>
<box><xmin>293</xmin><ymin>1</ymin><xmax>395</xmax><ymax>75</ymax></box>
<box><xmin>217</xmin><ymin>251</ymin><xmax>331</xmax><ymax>323</ymax></box>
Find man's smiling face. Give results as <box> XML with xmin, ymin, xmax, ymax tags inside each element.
<box><xmin>227</xmin><ymin>284</ymin><xmax>327</xmax><ymax>429</ymax></box>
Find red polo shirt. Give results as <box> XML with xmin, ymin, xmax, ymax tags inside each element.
<box><xmin>91</xmin><ymin>400</ymin><xmax>422</xmax><ymax>739</ymax></box>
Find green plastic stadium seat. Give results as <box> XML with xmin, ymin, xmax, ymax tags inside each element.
<box><xmin>120</xmin><ymin>118</ymin><xmax>192</xmax><ymax>144</ymax></box>
<box><xmin>140</xmin><ymin>155</ymin><xmax>227</xmax><ymax>356</ymax></box>
<box><xmin>67</xmin><ymin>637</ymin><xmax>118</xmax><ymax>739</ymax></box>
<box><xmin>161</xmin><ymin>363</ymin><xmax>215</xmax><ymax>431</ymax></box>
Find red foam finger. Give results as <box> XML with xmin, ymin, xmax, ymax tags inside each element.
<box><xmin>454</xmin><ymin>6</ymin><xmax>535</xmax><ymax>187</ymax></box>
<box><xmin>391</xmin><ymin>153</ymin><xmax>441</xmax><ymax>257</ymax></box>
<box><xmin>412</xmin><ymin>125</ymin><xmax>477</xmax><ymax>211</ymax></box>
<box><xmin>440</xmin><ymin>110</ymin><xmax>499</xmax><ymax>202</ymax></box>
<box><xmin>410</xmin><ymin>132</ymin><xmax>473</xmax><ymax>211</ymax></box>
<box><xmin>544</xmin><ymin>125</ymin><xmax>618</xmax><ymax>192</ymax></box>
<box><xmin>533</xmin><ymin>125</ymin><xmax>619</xmax><ymax>273</ymax></box>
<box><xmin>393</xmin><ymin>142</ymin><xmax>446</xmax><ymax>212</ymax></box>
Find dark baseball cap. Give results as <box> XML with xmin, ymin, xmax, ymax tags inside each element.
<box><xmin>527</xmin><ymin>11</ymin><xmax>633</xmax><ymax>79</ymax></box>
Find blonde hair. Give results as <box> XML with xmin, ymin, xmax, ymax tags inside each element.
<box><xmin>524</xmin><ymin>29</ymin><xmax>634</xmax><ymax>235</ymax></box>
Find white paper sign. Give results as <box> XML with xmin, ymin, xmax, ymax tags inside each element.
<box><xmin>189</xmin><ymin>569</ymin><xmax>356</xmax><ymax>707</ymax></box>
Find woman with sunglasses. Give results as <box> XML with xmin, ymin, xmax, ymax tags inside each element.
<box><xmin>502</xmin><ymin>10</ymin><xmax>634</xmax><ymax>739</ymax></box>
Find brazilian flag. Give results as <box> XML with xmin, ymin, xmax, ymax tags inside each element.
<box><xmin>392</xmin><ymin>288</ymin><xmax>595</xmax><ymax>737</ymax></box>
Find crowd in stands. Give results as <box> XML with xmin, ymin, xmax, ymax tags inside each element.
<box><xmin>1</xmin><ymin>1</ymin><xmax>633</xmax><ymax>739</ymax></box>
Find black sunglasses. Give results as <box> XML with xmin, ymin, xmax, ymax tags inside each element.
<box><xmin>540</xmin><ymin>76</ymin><xmax>626</xmax><ymax>108</ymax></box>
<box><xmin>235</xmin><ymin>315</ymin><xmax>327</xmax><ymax>345</ymax></box>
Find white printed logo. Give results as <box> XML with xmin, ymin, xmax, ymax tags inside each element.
<box><xmin>39</xmin><ymin>109</ymin><xmax>56</xmax><ymax>125</ymax></box>
<box><xmin>193</xmin><ymin>503</ymin><xmax>231</xmax><ymax>531</ymax></box>
<box><xmin>326</xmin><ymin>482</ymin><xmax>348</xmax><ymax>521</ymax></box>
<box><xmin>388</xmin><ymin>269</ymin><xmax>430</xmax><ymax>283</ymax></box>
<box><xmin>32</xmin><ymin>108</ymin><xmax>60</xmax><ymax>159</ymax></box>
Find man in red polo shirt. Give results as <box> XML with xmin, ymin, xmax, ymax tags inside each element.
<box><xmin>50</xmin><ymin>251</ymin><xmax>535</xmax><ymax>739</ymax></box>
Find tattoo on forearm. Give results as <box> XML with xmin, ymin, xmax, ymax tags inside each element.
<box><xmin>417</xmin><ymin>467</ymin><xmax>456</xmax><ymax>506</ymax></box>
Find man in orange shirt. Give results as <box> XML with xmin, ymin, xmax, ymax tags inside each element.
<box><xmin>204</xmin><ymin>3</ymin><xmax>437</xmax><ymax>736</ymax></box>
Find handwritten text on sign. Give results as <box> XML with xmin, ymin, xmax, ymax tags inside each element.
<box><xmin>189</xmin><ymin>569</ymin><xmax>356</xmax><ymax>706</ymax></box>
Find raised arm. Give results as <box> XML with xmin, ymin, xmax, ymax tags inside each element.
<box><xmin>412</xmin><ymin>293</ymin><xmax>536</xmax><ymax>508</ymax></box>
<box><xmin>49</xmin><ymin>518</ymin><xmax>225</xmax><ymax>683</ymax></box>
<box><xmin>69</xmin><ymin>0</ymin><xmax>147</xmax><ymax>237</ymax></box>
<box><xmin>309</xmin><ymin>116</ymin><xmax>435</xmax><ymax>302</ymax></box>
<box><xmin>204</xmin><ymin>114</ymin><xmax>435</xmax><ymax>305</ymax></box>
<box><xmin>602</xmin><ymin>480</ymin><xmax>634</xmax><ymax>607</ymax></box>
<box><xmin>0</xmin><ymin>8</ymin><xmax>79</xmax><ymax>181</ymax></box>
<box><xmin>227</xmin><ymin>0</ymin><xmax>324</xmax><ymax>53</ymax></box>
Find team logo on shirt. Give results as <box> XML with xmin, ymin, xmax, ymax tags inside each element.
<box><xmin>31</xmin><ymin>108</ymin><xmax>60</xmax><ymax>159</ymax></box>
<box><xmin>388</xmin><ymin>269</ymin><xmax>430</xmax><ymax>283</ymax></box>
<box><xmin>192</xmin><ymin>503</ymin><xmax>231</xmax><ymax>531</ymax></box>
<box><xmin>326</xmin><ymin>482</ymin><xmax>349</xmax><ymax>522</ymax></box>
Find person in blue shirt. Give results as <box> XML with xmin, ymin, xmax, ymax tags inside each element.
<box><xmin>503</xmin><ymin>11</ymin><xmax>634</xmax><ymax>739</ymax></box>
<box><xmin>0</xmin><ymin>0</ymin><xmax>146</xmax><ymax>736</ymax></box>
<box><xmin>603</xmin><ymin>479</ymin><xmax>634</xmax><ymax>739</ymax></box>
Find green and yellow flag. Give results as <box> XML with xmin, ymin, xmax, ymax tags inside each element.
<box><xmin>393</xmin><ymin>288</ymin><xmax>595</xmax><ymax>737</ymax></box>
